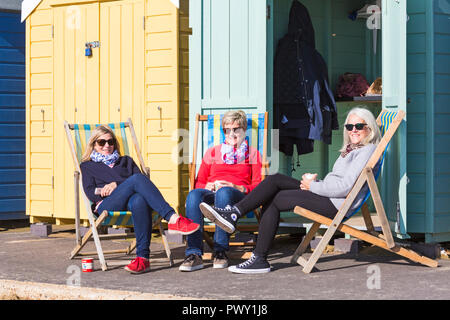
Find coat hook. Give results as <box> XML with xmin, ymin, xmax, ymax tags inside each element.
<box><xmin>157</xmin><ymin>106</ymin><xmax>163</xmax><ymax>132</ymax></box>
<box><xmin>41</xmin><ymin>109</ymin><xmax>45</xmax><ymax>132</ymax></box>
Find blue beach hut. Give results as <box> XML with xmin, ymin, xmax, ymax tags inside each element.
<box><xmin>0</xmin><ymin>0</ymin><xmax>26</xmax><ymax>220</ymax></box>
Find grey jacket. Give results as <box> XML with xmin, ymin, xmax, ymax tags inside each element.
<box><xmin>310</xmin><ymin>143</ymin><xmax>377</xmax><ymax>215</ymax></box>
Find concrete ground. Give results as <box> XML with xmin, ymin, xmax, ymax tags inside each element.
<box><xmin>0</xmin><ymin>222</ymin><xmax>449</xmax><ymax>301</ymax></box>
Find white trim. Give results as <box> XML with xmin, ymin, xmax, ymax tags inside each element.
<box><xmin>21</xmin><ymin>0</ymin><xmax>43</xmax><ymax>22</ymax></box>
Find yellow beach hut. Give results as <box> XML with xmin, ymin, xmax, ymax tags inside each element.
<box><xmin>22</xmin><ymin>0</ymin><xmax>190</xmax><ymax>226</ymax></box>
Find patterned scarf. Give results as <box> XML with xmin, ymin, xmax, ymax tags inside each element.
<box><xmin>341</xmin><ymin>143</ymin><xmax>364</xmax><ymax>158</ymax></box>
<box><xmin>90</xmin><ymin>150</ymin><xmax>120</xmax><ymax>166</ymax></box>
<box><xmin>221</xmin><ymin>140</ymin><xmax>249</xmax><ymax>164</ymax></box>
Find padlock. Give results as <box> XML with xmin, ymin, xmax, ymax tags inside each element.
<box><xmin>85</xmin><ymin>43</ymin><xmax>92</xmax><ymax>57</ymax></box>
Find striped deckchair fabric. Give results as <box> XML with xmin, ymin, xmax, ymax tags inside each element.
<box><xmin>101</xmin><ymin>211</ymin><xmax>133</xmax><ymax>227</ymax></box>
<box><xmin>98</xmin><ymin>209</ymin><xmax>166</xmax><ymax>228</ymax></box>
<box><xmin>206</xmin><ymin>113</ymin><xmax>266</xmax><ymax>156</ymax></box>
<box><xmin>380</xmin><ymin>110</ymin><xmax>398</xmax><ymax>136</ymax></box>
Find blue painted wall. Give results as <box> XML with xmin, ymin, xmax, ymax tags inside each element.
<box><xmin>0</xmin><ymin>11</ymin><xmax>26</xmax><ymax>220</ymax></box>
<box><xmin>431</xmin><ymin>0</ymin><xmax>450</xmax><ymax>240</ymax></box>
<box><xmin>406</xmin><ymin>0</ymin><xmax>450</xmax><ymax>242</ymax></box>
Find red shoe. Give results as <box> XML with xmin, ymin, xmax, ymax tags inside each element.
<box><xmin>124</xmin><ymin>257</ymin><xmax>150</xmax><ymax>274</ymax></box>
<box><xmin>168</xmin><ymin>216</ymin><xmax>200</xmax><ymax>235</ymax></box>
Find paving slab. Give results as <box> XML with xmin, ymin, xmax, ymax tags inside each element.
<box><xmin>0</xmin><ymin>226</ymin><xmax>449</xmax><ymax>300</ymax></box>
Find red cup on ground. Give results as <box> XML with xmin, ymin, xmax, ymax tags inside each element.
<box><xmin>81</xmin><ymin>258</ymin><xmax>94</xmax><ymax>272</ymax></box>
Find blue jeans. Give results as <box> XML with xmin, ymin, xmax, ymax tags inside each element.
<box><xmin>185</xmin><ymin>187</ymin><xmax>245</xmax><ymax>256</ymax></box>
<box><xmin>97</xmin><ymin>173</ymin><xmax>175</xmax><ymax>259</ymax></box>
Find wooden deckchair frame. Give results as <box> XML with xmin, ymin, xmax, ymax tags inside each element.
<box><xmin>189</xmin><ymin>112</ymin><xmax>269</xmax><ymax>257</ymax></box>
<box><xmin>64</xmin><ymin>118</ymin><xmax>173</xmax><ymax>271</ymax></box>
<box><xmin>291</xmin><ymin>110</ymin><xmax>438</xmax><ymax>273</ymax></box>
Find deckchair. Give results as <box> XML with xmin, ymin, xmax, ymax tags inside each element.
<box><xmin>291</xmin><ymin>109</ymin><xmax>438</xmax><ymax>273</ymax></box>
<box><xmin>64</xmin><ymin>118</ymin><xmax>173</xmax><ymax>271</ymax></box>
<box><xmin>189</xmin><ymin>112</ymin><xmax>268</xmax><ymax>256</ymax></box>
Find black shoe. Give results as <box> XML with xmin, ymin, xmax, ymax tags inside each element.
<box><xmin>199</xmin><ymin>203</ymin><xmax>239</xmax><ymax>234</ymax></box>
<box><xmin>228</xmin><ymin>254</ymin><xmax>271</xmax><ymax>274</ymax></box>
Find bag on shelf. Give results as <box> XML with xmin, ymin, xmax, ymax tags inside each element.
<box><xmin>335</xmin><ymin>73</ymin><xmax>370</xmax><ymax>98</ymax></box>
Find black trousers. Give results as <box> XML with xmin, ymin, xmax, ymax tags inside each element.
<box><xmin>235</xmin><ymin>173</ymin><xmax>338</xmax><ymax>258</ymax></box>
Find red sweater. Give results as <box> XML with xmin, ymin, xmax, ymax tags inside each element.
<box><xmin>194</xmin><ymin>145</ymin><xmax>262</xmax><ymax>194</ymax></box>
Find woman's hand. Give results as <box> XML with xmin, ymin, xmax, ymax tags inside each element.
<box><xmin>214</xmin><ymin>180</ymin><xmax>237</xmax><ymax>191</ymax></box>
<box><xmin>300</xmin><ymin>173</ymin><xmax>317</xmax><ymax>191</ymax></box>
<box><xmin>215</xmin><ymin>180</ymin><xmax>246</xmax><ymax>193</ymax></box>
<box><xmin>205</xmin><ymin>182</ymin><xmax>216</xmax><ymax>191</ymax></box>
<box><xmin>101</xmin><ymin>182</ymin><xmax>117</xmax><ymax>197</ymax></box>
<box><xmin>215</xmin><ymin>180</ymin><xmax>236</xmax><ymax>190</ymax></box>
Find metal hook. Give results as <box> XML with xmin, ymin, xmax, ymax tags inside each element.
<box><xmin>41</xmin><ymin>109</ymin><xmax>45</xmax><ymax>133</ymax></box>
<box><xmin>157</xmin><ymin>106</ymin><xmax>163</xmax><ymax>132</ymax></box>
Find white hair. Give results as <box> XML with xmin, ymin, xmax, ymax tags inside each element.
<box><xmin>339</xmin><ymin>107</ymin><xmax>381</xmax><ymax>153</ymax></box>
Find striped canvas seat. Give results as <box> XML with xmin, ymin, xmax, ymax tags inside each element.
<box><xmin>206</xmin><ymin>113</ymin><xmax>266</xmax><ymax>156</ymax></box>
<box><xmin>100</xmin><ymin>211</ymin><xmax>134</xmax><ymax>227</ymax></box>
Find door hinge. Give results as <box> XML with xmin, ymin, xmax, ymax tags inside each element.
<box><xmin>143</xmin><ymin>16</ymin><xmax>146</xmax><ymax>30</ymax></box>
<box><xmin>52</xmin><ymin>176</ymin><xmax>54</xmax><ymax>189</ymax></box>
<box><xmin>266</xmin><ymin>5</ymin><xmax>271</xmax><ymax>19</ymax></box>
<box><xmin>51</xmin><ymin>25</ymin><xmax>54</xmax><ymax>38</ymax></box>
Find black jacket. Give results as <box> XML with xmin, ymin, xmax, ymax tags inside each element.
<box><xmin>80</xmin><ymin>156</ymin><xmax>141</xmax><ymax>204</ymax></box>
<box><xmin>274</xmin><ymin>0</ymin><xmax>338</xmax><ymax>156</ymax></box>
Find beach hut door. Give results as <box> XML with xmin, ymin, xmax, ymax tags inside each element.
<box><xmin>53</xmin><ymin>0</ymin><xmax>144</xmax><ymax>220</ymax></box>
<box><xmin>189</xmin><ymin>0</ymin><xmax>268</xmax><ymax>167</ymax></box>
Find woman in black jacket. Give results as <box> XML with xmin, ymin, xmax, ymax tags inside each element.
<box><xmin>80</xmin><ymin>125</ymin><xmax>199</xmax><ymax>274</ymax></box>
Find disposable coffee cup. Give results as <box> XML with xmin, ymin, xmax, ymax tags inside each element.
<box><xmin>82</xmin><ymin>258</ymin><xmax>94</xmax><ymax>272</ymax></box>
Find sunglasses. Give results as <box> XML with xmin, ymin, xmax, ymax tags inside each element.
<box><xmin>96</xmin><ymin>138</ymin><xmax>115</xmax><ymax>147</ymax></box>
<box><xmin>345</xmin><ymin>123</ymin><xmax>367</xmax><ymax>131</ymax></box>
<box><xmin>223</xmin><ymin>127</ymin><xmax>244</xmax><ymax>135</ymax></box>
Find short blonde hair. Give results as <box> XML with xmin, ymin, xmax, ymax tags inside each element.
<box><xmin>81</xmin><ymin>125</ymin><xmax>121</xmax><ymax>162</ymax></box>
<box><xmin>340</xmin><ymin>107</ymin><xmax>381</xmax><ymax>152</ymax></box>
<box><xmin>222</xmin><ymin>110</ymin><xmax>247</xmax><ymax>130</ymax></box>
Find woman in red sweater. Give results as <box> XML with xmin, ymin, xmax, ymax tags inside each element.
<box><xmin>179</xmin><ymin>110</ymin><xmax>262</xmax><ymax>272</ymax></box>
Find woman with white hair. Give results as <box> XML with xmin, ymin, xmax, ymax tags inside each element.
<box><xmin>200</xmin><ymin>107</ymin><xmax>381</xmax><ymax>274</ymax></box>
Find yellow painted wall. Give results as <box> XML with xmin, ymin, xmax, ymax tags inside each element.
<box><xmin>144</xmin><ymin>0</ymin><xmax>180</xmax><ymax>212</ymax></box>
<box><xmin>27</xmin><ymin>0</ymin><xmax>54</xmax><ymax>223</ymax></box>
<box><xmin>26</xmin><ymin>0</ymin><xmax>187</xmax><ymax>224</ymax></box>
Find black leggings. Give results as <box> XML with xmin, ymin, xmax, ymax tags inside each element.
<box><xmin>235</xmin><ymin>173</ymin><xmax>338</xmax><ymax>258</ymax></box>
